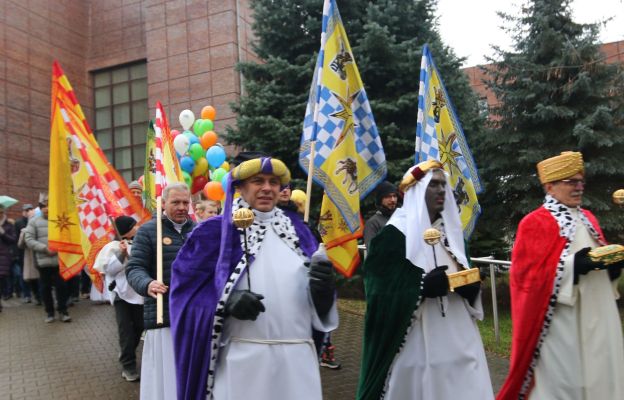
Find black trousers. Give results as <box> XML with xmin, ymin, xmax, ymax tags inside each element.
<box><xmin>114</xmin><ymin>296</ymin><xmax>144</xmax><ymax>370</ymax></box>
<box><xmin>38</xmin><ymin>266</ymin><xmax>69</xmax><ymax>316</ymax></box>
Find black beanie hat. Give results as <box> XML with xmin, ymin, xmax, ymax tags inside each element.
<box><xmin>375</xmin><ymin>181</ymin><xmax>398</xmax><ymax>205</ymax></box>
<box><xmin>114</xmin><ymin>216</ymin><xmax>137</xmax><ymax>237</ymax></box>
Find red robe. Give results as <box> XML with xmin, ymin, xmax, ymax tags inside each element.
<box><xmin>496</xmin><ymin>206</ymin><xmax>605</xmax><ymax>400</ymax></box>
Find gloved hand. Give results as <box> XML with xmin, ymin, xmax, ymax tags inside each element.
<box><xmin>574</xmin><ymin>247</ymin><xmax>606</xmax><ymax>284</ymax></box>
<box><xmin>422</xmin><ymin>266</ymin><xmax>449</xmax><ymax>298</ymax></box>
<box><xmin>309</xmin><ymin>259</ymin><xmax>336</xmax><ymax>316</ymax></box>
<box><xmin>225</xmin><ymin>290</ymin><xmax>265</xmax><ymax>321</ymax></box>
<box><xmin>607</xmin><ymin>259</ymin><xmax>624</xmax><ymax>281</ymax></box>
<box><xmin>454</xmin><ymin>281</ymin><xmax>481</xmax><ymax>306</ymax></box>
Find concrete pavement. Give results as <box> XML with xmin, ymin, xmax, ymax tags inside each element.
<box><xmin>0</xmin><ymin>297</ymin><xmax>508</xmax><ymax>400</ymax></box>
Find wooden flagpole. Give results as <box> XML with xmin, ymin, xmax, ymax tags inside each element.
<box><xmin>156</xmin><ymin>195</ymin><xmax>164</xmax><ymax>326</ymax></box>
<box><xmin>304</xmin><ymin>142</ymin><xmax>316</xmax><ymax>223</ymax></box>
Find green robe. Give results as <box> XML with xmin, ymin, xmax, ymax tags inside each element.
<box><xmin>357</xmin><ymin>224</ymin><xmax>424</xmax><ymax>400</ymax></box>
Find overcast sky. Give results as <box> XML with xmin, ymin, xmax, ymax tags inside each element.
<box><xmin>437</xmin><ymin>0</ymin><xmax>624</xmax><ymax>67</ymax></box>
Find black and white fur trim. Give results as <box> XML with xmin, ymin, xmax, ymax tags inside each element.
<box><xmin>204</xmin><ymin>198</ymin><xmax>307</xmax><ymax>399</ymax></box>
<box><xmin>517</xmin><ymin>195</ymin><xmax>604</xmax><ymax>398</ymax></box>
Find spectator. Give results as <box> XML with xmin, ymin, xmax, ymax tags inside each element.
<box><xmin>24</xmin><ymin>194</ymin><xmax>71</xmax><ymax>323</ymax></box>
<box><xmin>363</xmin><ymin>181</ymin><xmax>399</xmax><ymax>248</ymax></box>
<box><xmin>128</xmin><ymin>181</ymin><xmax>143</xmax><ymax>200</ymax></box>
<box><xmin>194</xmin><ymin>200</ymin><xmax>220</xmax><ymax>222</ymax></box>
<box><xmin>0</xmin><ymin>205</ymin><xmax>17</xmax><ymax>312</ymax></box>
<box><xmin>14</xmin><ymin>204</ymin><xmax>38</xmax><ymax>304</ymax></box>
<box><xmin>126</xmin><ymin>182</ymin><xmax>195</xmax><ymax>400</ymax></box>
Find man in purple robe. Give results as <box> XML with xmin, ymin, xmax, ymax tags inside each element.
<box><xmin>170</xmin><ymin>157</ymin><xmax>338</xmax><ymax>400</ymax></box>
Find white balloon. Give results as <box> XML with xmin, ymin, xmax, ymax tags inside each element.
<box><xmin>173</xmin><ymin>134</ymin><xmax>190</xmax><ymax>156</ymax></box>
<box><xmin>179</xmin><ymin>109</ymin><xmax>195</xmax><ymax>130</ymax></box>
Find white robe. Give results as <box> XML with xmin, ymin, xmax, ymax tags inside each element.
<box><xmin>530</xmin><ymin>209</ymin><xmax>624</xmax><ymax>399</ymax></box>
<box><xmin>213</xmin><ymin>226</ymin><xmax>338</xmax><ymax>400</ymax></box>
<box><xmin>141</xmin><ymin>327</ymin><xmax>177</xmax><ymax>400</ymax></box>
<box><xmin>384</xmin><ymin>241</ymin><xmax>494</xmax><ymax>400</ymax></box>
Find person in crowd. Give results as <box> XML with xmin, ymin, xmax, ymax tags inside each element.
<box><xmin>290</xmin><ymin>189</ymin><xmax>307</xmax><ymax>216</ymax></box>
<box><xmin>0</xmin><ymin>205</ymin><xmax>17</xmax><ymax>312</ymax></box>
<box><xmin>195</xmin><ymin>200</ymin><xmax>220</xmax><ymax>222</ymax></box>
<box><xmin>363</xmin><ymin>181</ymin><xmax>399</xmax><ymax>248</ymax></box>
<box><xmin>24</xmin><ymin>194</ymin><xmax>71</xmax><ymax>323</ymax></box>
<box><xmin>358</xmin><ymin>160</ymin><xmax>493</xmax><ymax>400</ymax></box>
<box><xmin>497</xmin><ymin>151</ymin><xmax>624</xmax><ymax>399</ymax></box>
<box><xmin>16</xmin><ymin>204</ymin><xmax>40</xmax><ymax>305</ymax></box>
<box><xmin>126</xmin><ymin>182</ymin><xmax>195</xmax><ymax>400</ymax></box>
<box><xmin>95</xmin><ymin>216</ymin><xmax>143</xmax><ymax>382</ymax></box>
<box><xmin>128</xmin><ymin>180</ymin><xmax>143</xmax><ymax>200</ymax></box>
<box><xmin>170</xmin><ymin>157</ymin><xmax>338</xmax><ymax>400</ymax></box>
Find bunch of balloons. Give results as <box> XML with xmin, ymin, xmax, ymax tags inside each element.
<box><xmin>171</xmin><ymin>105</ymin><xmax>229</xmax><ymax>201</ymax></box>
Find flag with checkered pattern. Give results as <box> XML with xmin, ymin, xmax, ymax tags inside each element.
<box><xmin>299</xmin><ymin>0</ymin><xmax>386</xmax><ymax>277</ymax></box>
<box><xmin>48</xmin><ymin>61</ymin><xmax>150</xmax><ymax>289</ymax></box>
<box><xmin>415</xmin><ymin>44</ymin><xmax>482</xmax><ymax>237</ymax></box>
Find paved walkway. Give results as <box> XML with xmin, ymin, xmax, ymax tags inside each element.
<box><xmin>0</xmin><ymin>297</ymin><xmax>509</xmax><ymax>400</ymax></box>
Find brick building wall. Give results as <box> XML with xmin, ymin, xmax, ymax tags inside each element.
<box><xmin>0</xmin><ymin>0</ymin><xmax>254</xmax><ymax>218</ymax></box>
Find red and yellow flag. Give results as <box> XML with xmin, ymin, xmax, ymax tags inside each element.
<box><xmin>48</xmin><ymin>61</ymin><xmax>150</xmax><ymax>289</ymax></box>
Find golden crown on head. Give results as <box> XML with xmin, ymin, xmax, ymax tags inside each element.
<box><xmin>536</xmin><ymin>151</ymin><xmax>584</xmax><ymax>184</ymax></box>
<box><xmin>399</xmin><ymin>160</ymin><xmax>444</xmax><ymax>193</ymax></box>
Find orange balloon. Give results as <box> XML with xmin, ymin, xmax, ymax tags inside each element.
<box><xmin>200</xmin><ymin>131</ymin><xmax>218</xmax><ymax>149</ymax></box>
<box><xmin>201</xmin><ymin>105</ymin><xmax>217</xmax><ymax>120</ymax></box>
<box><xmin>203</xmin><ymin>181</ymin><xmax>224</xmax><ymax>201</ymax></box>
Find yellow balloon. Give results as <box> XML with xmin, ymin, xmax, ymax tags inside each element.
<box><xmin>220</xmin><ymin>161</ymin><xmax>230</xmax><ymax>171</ymax></box>
<box><xmin>193</xmin><ymin>157</ymin><xmax>209</xmax><ymax>177</ymax></box>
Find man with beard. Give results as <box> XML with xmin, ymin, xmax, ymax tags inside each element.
<box><xmin>497</xmin><ymin>152</ymin><xmax>624</xmax><ymax>399</ymax></box>
<box><xmin>364</xmin><ymin>181</ymin><xmax>399</xmax><ymax>248</ymax></box>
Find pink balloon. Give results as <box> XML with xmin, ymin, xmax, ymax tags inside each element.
<box><xmin>171</xmin><ymin>129</ymin><xmax>180</xmax><ymax>139</ymax></box>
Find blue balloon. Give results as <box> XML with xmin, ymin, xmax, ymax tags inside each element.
<box><xmin>206</xmin><ymin>146</ymin><xmax>226</xmax><ymax>168</ymax></box>
<box><xmin>183</xmin><ymin>130</ymin><xmax>199</xmax><ymax>146</ymax></box>
<box><xmin>221</xmin><ymin>173</ymin><xmax>230</xmax><ymax>192</ymax></box>
<box><xmin>180</xmin><ymin>156</ymin><xmax>195</xmax><ymax>174</ymax></box>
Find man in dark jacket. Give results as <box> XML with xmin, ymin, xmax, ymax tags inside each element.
<box><xmin>0</xmin><ymin>205</ymin><xmax>17</xmax><ymax>312</ymax></box>
<box><xmin>363</xmin><ymin>181</ymin><xmax>399</xmax><ymax>248</ymax></box>
<box><xmin>126</xmin><ymin>182</ymin><xmax>194</xmax><ymax>400</ymax></box>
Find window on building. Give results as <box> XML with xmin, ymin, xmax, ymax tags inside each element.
<box><xmin>478</xmin><ymin>97</ymin><xmax>489</xmax><ymax>118</ymax></box>
<box><xmin>93</xmin><ymin>63</ymin><xmax>148</xmax><ymax>183</ymax></box>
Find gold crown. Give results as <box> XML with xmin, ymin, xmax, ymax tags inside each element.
<box><xmin>536</xmin><ymin>151</ymin><xmax>584</xmax><ymax>184</ymax></box>
<box><xmin>230</xmin><ymin>157</ymin><xmax>291</xmax><ymax>185</ymax></box>
<box><xmin>399</xmin><ymin>160</ymin><xmax>444</xmax><ymax>192</ymax></box>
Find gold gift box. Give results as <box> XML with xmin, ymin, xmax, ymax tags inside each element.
<box><xmin>588</xmin><ymin>244</ymin><xmax>624</xmax><ymax>266</ymax></box>
<box><xmin>447</xmin><ymin>268</ymin><xmax>481</xmax><ymax>291</ymax></box>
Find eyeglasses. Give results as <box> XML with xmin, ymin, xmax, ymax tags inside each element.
<box><xmin>559</xmin><ymin>179</ymin><xmax>585</xmax><ymax>187</ymax></box>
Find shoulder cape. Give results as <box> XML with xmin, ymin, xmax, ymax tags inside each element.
<box><xmin>357</xmin><ymin>224</ymin><xmax>424</xmax><ymax>400</ymax></box>
<box><xmin>169</xmin><ymin>210</ymin><xmax>317</xmax><ymax>400</ymax></box>
<box><xmin>497</xmin><ymin>207</ymin><xmax>604</xmax><ymax>399</ymax></box>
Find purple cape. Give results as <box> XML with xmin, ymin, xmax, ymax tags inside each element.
<box><xmin>170</xmin><ymin>210</ymin><xmax>318</xmax><ymax>400</ymax></box>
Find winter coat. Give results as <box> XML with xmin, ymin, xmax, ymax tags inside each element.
<box><xmin>18</xmin><ymin>229</ymin><xmax>39</xmax><ymax>281</ymax></box>
<box><xmin>0</xmin><ymin>219</ymin><xmax>17</xmax><ymax>277</ymax></box>
<box><xmin>126</xmin><ymin>216</ymin><xmax>195</xmax><ymax>329</ymax></box>
<box><xmin>24</xmin><ymin>215</ymin><xmax>58</xmax><ymax>268</ymax></box>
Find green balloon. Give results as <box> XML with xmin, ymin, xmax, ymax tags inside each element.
<box><xmin>211</xmin><ymin>167</ymin><xmax>227</xmax><ymax>182</ymax></box>
<box><xmin>182</xmin><ymin>171</ymin><xmax>192</xmax><ymax>188</ymax></box>
<box><xmin>193</xmin><ymin>119</ymin><xmax>204</xmax><ymax>136</ymax></box>
<box><xmin>201</xmin><ymin>119</ymin><xmax>214</xmax><ymax>133</ymax></box>
<box><xmin>188</xmin><ymin>143</ymin><xmax>205</xmax><ymax>161</ymax></box>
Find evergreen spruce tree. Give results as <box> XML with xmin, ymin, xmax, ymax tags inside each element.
<box><xmin>476</xmin><ymin>0</ymin><xmax>624</xmax><ymax>241</ymax></box>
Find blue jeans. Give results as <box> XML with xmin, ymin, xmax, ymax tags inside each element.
<box><xmin>12</xmin><ymin>262</ymin><xmax>29</xmax><ymax>298</ymax></box>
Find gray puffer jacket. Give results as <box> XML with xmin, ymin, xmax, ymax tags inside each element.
<box><xmin>126</xmin><ymin>216</ymin><xmax>194</xmax><ymax>330</ymax></box>
<box><xmin>24</xmin><ymin>215</ymin><xmax>58</xmax><ymax>268</ymax></box>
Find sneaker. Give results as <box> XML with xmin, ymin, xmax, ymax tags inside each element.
<box><xmin>22</xmin><ymin>297</ymin><xmax>32</xmax><ymax>304</ymax></box>
<box><xmin>60</xmin><ymin>313</ymin><xmax>72</xmax><ymax>323</ymax></box>
<box><xmin>320</xmin><ymin>345</ymin><xmax>341</xmax><ymax>370</ymax></box>
<box><xmin>122</xmin><ymin>369</ymin><xmax>140</xmax><ymax>382</ymax></box>
<box><xmin>45</xmin><ymin>315</ymin><xmax>55</xmax><ymax>323</ymax></box>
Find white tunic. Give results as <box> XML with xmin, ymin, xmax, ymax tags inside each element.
<box><xmin>384</xmin><ymin>242</ymin><xmax>494</xmax><ymax>400</ymax></box>
<box><xmin>140</xmin><ymin>327</ymin><xmax>178</xmax><ymax>400</ymax></box>
<box><xmin>213</xmin><ymin>224</ymin><xmax>338</xmax><ymax>400</ymax></box>
<box><xmin>530</xmin><ymin>209</ymin><xmax>624</xmax><ymax>399</ymax></box>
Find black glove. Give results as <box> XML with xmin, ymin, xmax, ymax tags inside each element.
<box><xmin>607</xmin><ymin>259</ymin><xmax>624</xmax><ymax>281</ymax></box>
<box><xmin>574</xmin><ymin>247</ymin><xmax>606</xmax><ymax>284</ymax></box>
<box><xmin>422</xmin><ymin>266</ymin><xmax>449</xmax><ymax>298</ymax></box>
<box><xmin>309</xmin><ymin>259</ymin><xmax>336</xmax><ymax>316</ymax></box>
<box><xmin>225</xmin><ymin>290</ymin><xmax>265</xmax><ymax>321</ymax></box>
<box><xmin>454</xmin><ymin>281</ymin><xmax>481</xmax><ymax>306</ymax></box>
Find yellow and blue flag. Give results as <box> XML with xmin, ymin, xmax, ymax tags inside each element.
<box><xmin>299</xmin><ymin>0</ymin><xmax>386</xmax><ymax>277</ymax></box>
<box><xmin>415</xmin><ymin>44</ymin><xmax>482</xmax><ymax>237</ymax></box>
